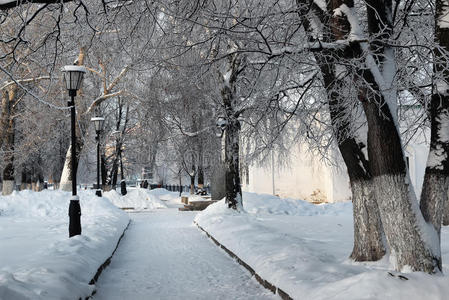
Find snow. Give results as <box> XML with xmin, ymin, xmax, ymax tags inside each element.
<box><xmin>333</xmin><ymin>3</ymin><xmax>399</xmax><ymax>126</ymax></box>
<box><xmin>104</xmin><ymin>188</ymin><xmax>167</xmax><ymax>210</ymax></box>
<box><xmin>223</xmin><ymin>70</ymin><xmax>232</xmax><ymax>87</ymax></box>
<box><xmin>0</xmin><ymin>190</ymin><xmax>129</xmax><ymax>300</ymax></box>
<box><xmin>427</xmin><ymin>144</ymin><xmax>447</xmax><ymax>169</ymax></box>
<box><xmin>435</xmin><ymin>79</ymin><xmax>449</xmax><ymax>95</ymax></box>
<box><xmin>334</xmin><ymin>64</ymin><xmax>347</xmax><ymax>80</ymax></box>
<box><xmin>243</xmin><ymin>192</ymin><xmax>351</xmax><ymax>215</ymax></box>
<box><xmin>92</xmin><ymin>210</ymin><xmax>276</xmax><ymax>300</ymax></box>
<box><xmin>333</xmin><ymin>4</ymin><xmax>363</xmax><ymax>41</ymax></box>
<box><xmin>438</xmin><ymin>109</ymin><xmax>449</xmax><ymax>143</ymax></box>
<box><xmin>4</xmin><ymin>188</ymin><xmax>449</xmax><ymax>299</ymax></box>
<box><xmin>195</xmin><ymin>192</ymin><xmax>449</xmax><ymax>300</ymax></box>
<box><xmin>438</xmin><ymin>1</ymin><xmax>449</xmax><ymax>29</ymax></box>
<box><xmin>313</xmin><ymin>0</ymin><xmax>326</xmax><ymax>12</ymax></box>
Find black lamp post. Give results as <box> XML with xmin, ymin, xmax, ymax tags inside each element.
<box><xmin>91</xmin><ymin>116</ymin><xmax>105</xmax><ymax>197</ymax></box>
<box><xmin>62</xmin><ymin>65</ymin><xmax>86</xmax><ymax>238</ymax></box>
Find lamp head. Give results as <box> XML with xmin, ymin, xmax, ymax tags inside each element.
<box><xmin>62</xmin><ymin>65</ymin><xmax>86</xmax><ymax>95</ymax></box>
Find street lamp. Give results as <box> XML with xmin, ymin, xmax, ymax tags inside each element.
<box><xmin>215</xmin><ymin>117</ymin><xmax>227</xmax><ymax>138</ymax></box>
<box><xmin>91</xmin><ymin>115</ymin><xmax>105</xmax><ymax>197</ymax></box>
<box><xmin>62</xmin><ymin>65</ymin><xmax>86</xmax><ymax>238</ymax></box>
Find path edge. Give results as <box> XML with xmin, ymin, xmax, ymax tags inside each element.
<box><xmin>194</xmin><ymin>221</ymin><xmax>294</xmax><ymax>300</ymax></box>
<box><xmin>85</xmin><ymin>219</ymin><xmax>131</xmax><ymax>299</ymax></box>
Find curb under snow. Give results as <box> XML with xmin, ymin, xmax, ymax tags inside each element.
<box><xmin>194</xmin><ymin>221</ymin><xmax>293</xmax><ymax>300</ymax></box>
<box><xmin>85</xmin><ymin>219</ymin><xmax>131</xmax><ymax>299</ymax></box>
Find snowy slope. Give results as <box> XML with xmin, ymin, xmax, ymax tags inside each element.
<box><xmin>195</xmin><ymin>192</ymin><xmax>449</xmax><ymax>300</ymax></box>
<box><xmin>0</xmin><ymin>190</ymin><xmax>129</xmax><ymax>300</ymax></box>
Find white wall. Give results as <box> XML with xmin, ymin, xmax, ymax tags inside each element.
<box><xmin>243</xmin><ymin>143</ymin><xmax>351</xmax><ymax>203</ymax></box>
<box><xmin>243</xmin><ymin>136</ymin><xmax>429</xmax><ymax>203</ymax></box>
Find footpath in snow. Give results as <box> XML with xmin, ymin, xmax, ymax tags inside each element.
<box><xmin>92</xmin><ymin>208</ymin><xmax>275</xmax><ymax>300</ymax></box>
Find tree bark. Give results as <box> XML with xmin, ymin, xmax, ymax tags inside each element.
<box><xmin>420</xmin><ymin>94</ymin><xmax>449</xmax><ymax>236</ymax></box>
<box><xmin>59</xmin><ymin>138</ymin><xmax>83</xmax><ymax>191</ymax></box>
<box><xmin>428</xmin><ymin>0</ymin><xmax>449</xmax><ymax>229</ymax></box>
<box><xmin>2</xmin><ymin>86</ymin><xmax>16</xmax><ymax>195</ymax></box>
<box><xmin>221</xmin><ymin>51</ymin><xmax>244</xmax><ymax>210</ymax></box>
<box><xmin>2</xmin><ymin>97</ymin><xmax>15</xmax><ymax>195</ymax></box>
<box><xmin>197</xmin><ymin>166</ymin><xmax>204</xmax><ymax>189</ymax></box>
<box><xmin>350</xmin><ymin>180</ymin><xmax>385</xmax><ymax>260</ymax></box>
<box><xmin>224</xmin><ymin>117</ymin><xmax>242</xmax><ymax>209</ymax></box>
<box><xmin>190</xmin><ymin>173</ymin><xmax>195</xmax><ymax>194</ymax></box>
<box><xmin>361</xmin><ymin>0</ymin><xmax>440</xmax><ymax>272</ymax></box>
<box><xmin>361</xmin><ymin>79</ymin><xmax>439</xmax><ymax>272</ymax></box>
<box><xmin>298</xmin><ymin>0</ymin><xmax>385</xmax><ymax>261</ymax></box>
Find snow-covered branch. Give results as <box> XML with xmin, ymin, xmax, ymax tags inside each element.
<box><xmin>85</xmin><ymin>91</ymin><xmax>124</xmax><ymax>114</ymax></box>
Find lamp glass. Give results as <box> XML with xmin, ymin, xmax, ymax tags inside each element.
<box><xmin>91</xmin><ymin>117</ymin><xmax>105</xmax><ymax>132</ymax></box>
<box><xmin>62</xmin><ymin>66</ymin><xmax>86</xmax><ymax>91</ymax></box>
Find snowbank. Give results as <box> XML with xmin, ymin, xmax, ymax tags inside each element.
<box><xmin>0</xmin><ymin>190</ymin><xmax>129</xmax><ymax>300</ymax></box>
<box><xmin>104</xmin><ymin>188</ymin><xmax>167</xmax><ymax>210</ymax></box>
<box><xmin>243</xmin><ymin>192</ymin><xmax>352</xmax><ymax>216</ymax></box>
<box><xmin>195</xmin><ymin>192</ymin><xmax>449</xmax><ymax>300</ymax></box>
<box><xmin>147</xmin><ymin>188</ymin><xmax>181</xmax><ymax>201</ymax></box>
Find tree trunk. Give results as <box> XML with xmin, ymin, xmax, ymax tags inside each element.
<box><xmin>59</xmin><ymin>141</ymin><xmax>83</xmax><ymax>191</ymax></box>
<box><xmin>2</xmin><ymin>87</ymin><xmax>16</xmax><ymax>196</ymax></box>
<box><xmin>429</xmin><ymin>0</ymin><xmax>449</xmax><ymax>229</ymax></box>
<box><xmin>221</xmin><ymin>50</ymin><xmax>244</xmax><ymax>210</ymax></box>
<box><xmin>420</xmin><ymin>94</ymin><xmax>449</xmax><ymax>237</ymax></box>
<box><xmin>299</xmin><ymin>0</ymin><xmax>386</xmax><ymax>261</ymax></box>
<box><xmin>224</xmin><ymin>117</ymin><xmax>242</xmax><ymax>209</ymax></box>
<box><xmin>444</xmin><ymin>191</ymin><xmax>449</xmax><ymax>225</ymax></box>
<box><xmin>190</xmin><ymin>173</ymin><xmax>195</xmax><ymax>194</ymax></box>
<box><xmin>362</xmin><ymin>89</ymin><xmax>439</xmax><ymax>272</ymax></box>
<box><xmin>350</xmin><ymin>180</ymin><xmax>386</xmax><ymax>260</ymax></box>
<box><xmin>2</xmin><ymin>106</ymin><xmax>15</xmax><ymax>196</ymax></box>
<box><xmin>20</xmin><ymin>168</ymin><xmax>31</xmax><ymax>190</ymax></box>
<box><xmin>197</xmin><ymin>166</ymin><xmax>204</xmax><ymax>189</ymax></box>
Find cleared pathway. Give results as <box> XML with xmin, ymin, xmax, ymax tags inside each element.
<box><xmin>92</xmin><ymin>209</ymin><xmax>276</xmax><ymax>300</ymax></box>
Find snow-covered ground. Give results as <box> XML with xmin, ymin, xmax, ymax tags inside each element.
<box><xmin>104</xmin><ymin>188</ymin><xmax>168</xmax><ymax>210</ymax></box>
<box><xmin>92</xmin><ymin>210</ymin><xmax>276</xmax><ymax>300</ymax></box>
<box><xmin>0</xmin><ymin>190</ymin><xmax>129</xmax><ymax>299</ymax></box>
<box><xmin>195</xmin><ymin>192</ymin><xmax>449</xmax><ymax>300</ymax></box>
<box><xmin>4</xmin><ymin>188</ymin><xmax>449</xmax><ymax>300</ymax></box>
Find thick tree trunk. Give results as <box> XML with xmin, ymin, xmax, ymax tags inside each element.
<box><xmin>444</xmin><ymin>192</ymin><xmax>449</xmax><ymax>225</ymax></box>
<box><xmin>221</xmin><ymin>50</ymin><xmax>244</xmax><ymax>210</ymax></box>
<box><xmin>420</xmin><ymin>95</ymin><xmax>449</xmax><ymax>236</ymax></box>
<box><xmin>350</xmin><ymin>180</ymin><xmax>385</xmax><ymax>261</ymax></box>
<box><xmin>301</xmin><ymin>0</ymin><xmax>386</xmax><ymax>261</ymax></box>
<box><xmin>429</xmin><ymin>0</ymin><xmax>449</xmax><ymax>228</ymax></box>
<box><xmin>329</xmin><ymin>91</ymin><xmax>385</xmax><ymax>261</ymax></box>
<box><xmin>362</xmin><ymin>93</ymin><xmax>439</xmax><ymax>272</ymax></box>
<box><xmin>362</xmin><ymin>0</ymin><xmax>440</xmax><ymax>272</ymax></box>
